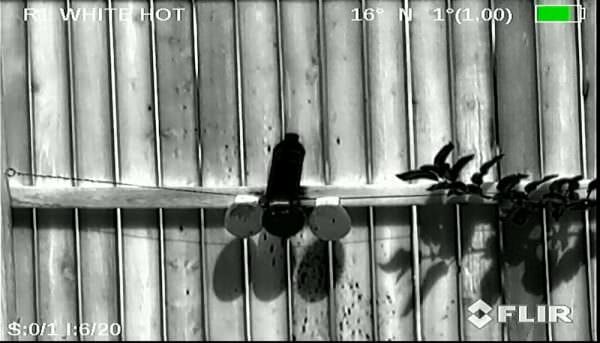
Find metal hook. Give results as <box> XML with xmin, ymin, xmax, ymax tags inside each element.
<box><xmin>5</xmin><ymin>168</ymin><xmax>17</xmax><ymax>177</ymax></box>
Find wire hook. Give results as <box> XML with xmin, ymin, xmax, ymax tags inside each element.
<box><xmin>5</xmin><ymin>168</ymin><xmax>17</xmax><ymax>177</ymax></box>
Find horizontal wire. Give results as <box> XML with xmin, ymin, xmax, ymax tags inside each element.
<box><xmin>5</xmin><ymin>167</ymin><xmax>467</xmax><ymax>200</ymax></box>
<box><xmin>6</xmin><ymin>167</ymin><xmax>238</xmax><ymax>196</ymax></box>
<box><xmin>5</xmin><ymin>167</ymin><xmax>595</xmax><ymax>203</ymax></box>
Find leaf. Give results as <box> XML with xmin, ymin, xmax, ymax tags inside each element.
<box><xmin>439</xmin><ymin>163</ymin><xmax>452</xmax><ymax>179</ymax></box>
<box><xmin>567</xmin><ymin>175</ymin><xmax>584</xmax><ymax>193</ymax></box>
<box><xmin>549</xmin><ymin>178</ymin><xmax>571</xmax><ymax>194</ymax></box>
<box><xmin>497</xmin><ymin>173</ymin><xmax>529</xmax><ymax>193</ymax></box>
<box><xmin>449</xmin><ymin>154</ymin><xmax>475</xmax><ymax>181</ymax></box>
<box><xmin>419</xmin><ymin>164</ymin><xmax>442</xmax><ymax>177</ymax></box>
<box><xmin>447</xmin><ymin>182</ymin><xmax>468</xmax><ymax>197</ymax></box>
<box><xmin>433</xmin><ymin>142</ymin><xmax>454</xmax><ymax>168</ymax></box>
<box><xmin>470</xmin><ymin>155</ymin><xmax>504</xmax><ymax>186</ymax></box>
<box><xmin>427</xmin><ymin>181</ymin><xmax>453</xmax><ymax>191</ymax></box>
<box><xmin>471</xmin><ymin>172</ymin><xmax>484</xmax><ymax>186</ymax></box>
<box><xmin>588</xmin><ymin>179</ymin><xmax>597</xmax><ymax>199</ymax></box>
<box><xmin>568</xmin><ymin>191</ymin><xmax>580</xmax><ymax>201</ymax></box>
<box><xmin>524</xmin><ymin>174</ymin><xmax>559</xmax><ymax>194</ymax></box>
<box><xmin>451</xmin><ymin>181</ymin><xmax>468</xmax><ymax>192</ymax></box>
<box><xmin>479</xmin><ymin>154</ymin><xmax>505</xmax><ymax>176</ymax></box>
<box><xmin>508</xmin><ymin>190</ymin><xmax>528</xmax><ymax>202</ymax></box>
<box><xmin>466</xmin><ymin>184</ymin><xmax>484</xmax><ymax>196</ymax></box>
<box><xmin>395</xmin><ymin>170</ymin><xmax>439</xmax><ymax>182</ymax></box>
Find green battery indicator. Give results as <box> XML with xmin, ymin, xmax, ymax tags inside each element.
<box><xmin>535</xmin><ymin>4</ymin><xmax>586</xmax><ymax>23</ymax></box>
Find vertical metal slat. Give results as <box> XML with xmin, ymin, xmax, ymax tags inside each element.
<box><xmin>148</xmin><ymin>0</ymin><xmax>168</xmax><ymax>339</ymax></box>
<box><xmin>106</xmin><ymin>0</ymin><xmax>126</xmax><ymax>338</ymax></box>
<box><xmin>575</xmin><ymin>0</ymin><xmax>594</xmax><ymax>337</ymax></box>
<box><xmin>274</xmin><ymin>0</ymin><xmax>294</xmax><ymax>339</ymax></box>
<box><xmin>64</xmin><ymin>0</ymin><xmax>84</xmax><ymax>332</ymax></box>
<box><xmin>489</xmin><ymin>1</ymin><xmax>508</xmax><ymax>339</ymax></box>
<box><xmin>444</xmin><ymin>1</ymin><xmax>464</xmax><ymax>339</ymax></box>
<box><xmin>24</xmin><ymin>0</ymin><xmax>41</xmax><ymax>327</ymax></box>
<box><xmin>359</xmin><ymin>1</ymin><xmax>379</xmax><ymax>340</ymax></box>
<box><xmin>403</xmin><ymin>1</ymin><xmax>421</xmax><ymax>339</ymax></box>
<box><xmin>190</xmin><ymin>1</ymin><xmax>209</xmax><ymax>338</ymax></box>
<box><xmin>232</xmin><ymin>0</ymin><xmax>253</xmax><ymax>340</ymax></box>
<box><xmin>316</xmin><ymin>0</ymin><xmax>337</xmax><ymax>340</ymax></box>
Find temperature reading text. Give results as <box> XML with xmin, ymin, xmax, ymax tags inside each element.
<box><xmin>351</xmin><ymin>7</ymin><xmax>384</xmax><ymax>21</ymax></box>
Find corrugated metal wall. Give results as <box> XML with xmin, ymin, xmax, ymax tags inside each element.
<box><xmin>0</xmin><ymin>0</ymin><xmax>596</xmax><ymax>341</ymax></box>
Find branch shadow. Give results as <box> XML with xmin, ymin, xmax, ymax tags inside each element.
<box><xmin>212</xmin><ymin>223</ymin><xmax>344</xmax><ymax>303</ymax></box>
<box><xmin>376</xmin><ymin>196</ymin><xmax>589</xmax><ymax>320</ymax></box>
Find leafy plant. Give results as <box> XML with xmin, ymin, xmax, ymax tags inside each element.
<box><xmin>471</xmin><ymin>154</ymin><xmax>504</xmax><ymax>186</ymax></box>
<box><xmin>396</xmin><ymin>142</ymin><xmax>597</xmax><ymax>225</ymax></box>
<box><xmin>396</xmin><ymin>142</ymin><xmax>504</xmax><ymax>198</ymax></box>
<box><xmin>396</xmin><ymin>142</ymin><xmax>456</xmax><ymax>182</ymax></box>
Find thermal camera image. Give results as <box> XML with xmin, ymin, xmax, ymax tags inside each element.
<box><xmin>0</xmin><ymin>0</ymin><xmax>596</xmax><ymax>341</ymax></box>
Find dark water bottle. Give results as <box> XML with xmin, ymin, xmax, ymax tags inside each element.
<box><xmin>263</xmin><ymin>133</ymin><xmax>306</xmax><ymax>238</ymax></box>
<box><xmin>265</xmin><ymin>133</ymin><xmax>305</xmax><ymax>202</ymax></box>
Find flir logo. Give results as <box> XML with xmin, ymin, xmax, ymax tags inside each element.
<box><xmin>467</xmin><ymin>300</ymin><xmax>573</xmax><ymax>329</ymax></box>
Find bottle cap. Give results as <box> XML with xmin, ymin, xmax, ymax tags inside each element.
<box><xmin>284</xmin><ymin>133</ymin><xmax>300</xmax><ymax>142</ymax></box>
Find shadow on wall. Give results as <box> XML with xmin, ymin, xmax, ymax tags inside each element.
<box><xmin>378</xmin><ymin>203</ymin><xmax>460</xmax><ymax>317</ymax></box>
<box><xmin>212</xmin><ymin>207</ymin><xmax>345</xmax><ymax>303</ymax></box>
<box><xmin>211</xmin><ymin>203</ymin><xmax>589</xmax><ymax>311</ymax></box>
<box><xmin>378</xmin><ymin>203</ymin><xmax>589</xmax><ymax>316</ymax></box>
